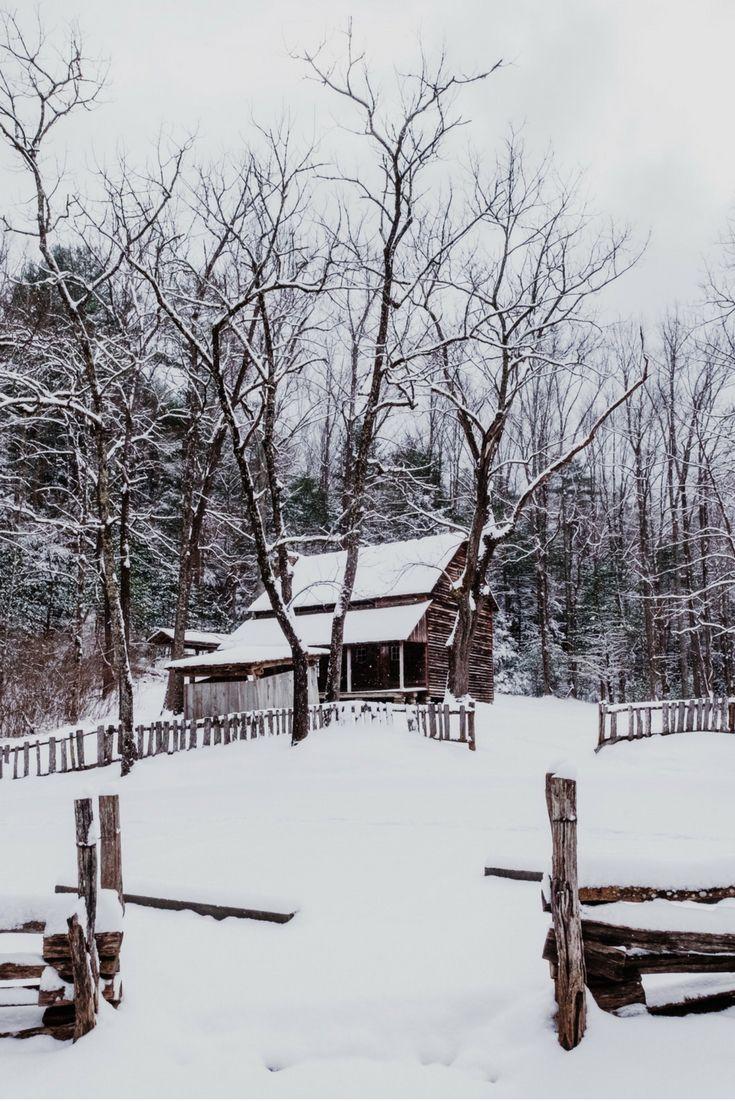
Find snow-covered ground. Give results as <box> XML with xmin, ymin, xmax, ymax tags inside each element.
<box><xmin>1</xmin><ymin>691</ymin><xmax>734</xmax><ymax>1098</ymax></box>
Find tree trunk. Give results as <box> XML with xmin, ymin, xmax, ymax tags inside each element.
<box><xmin>291</xmin><ymin>650</ymin><xmax>311</xmax><ymax>745</ymax></box>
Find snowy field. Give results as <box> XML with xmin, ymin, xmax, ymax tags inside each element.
<box><xmin>1</xmin><ymin>691</ymin><xmax>735</xmax><ymax>1098</ymax></box>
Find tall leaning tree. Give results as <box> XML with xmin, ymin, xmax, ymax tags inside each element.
<box><xmin>429</xmin><ymin>140</ymin><xmax>647</xmax><ymax>698</ymax></box>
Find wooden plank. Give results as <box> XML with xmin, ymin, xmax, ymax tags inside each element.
<box><xmin>67</xmin><ymin>913</ymin><xmax>96</xmax><ymax>1041</ymax></box>
<box><xmin>546</xmin><ymin>772</ymin><xmax>586</xmax><ymax>1049</ymax></box>
<box><xmin>578</xmin><ymin>884</ymin><xmax>735</xmax><ymax>905</ymax></box>
<box><xmin>0</xmin><ymin>959</ymin><xmax>45</xmax><ymax>981</ymax></box>
<box><xmin>581</xmin><ymin>919</ymin><xmax>735</xmax><ymax>955</ymax></box>
<box><xmin>484</xmin><ymin>865</ymin><xmax>543</xmax><ymax>882</ymax></box>
<box><xmin>74</xmin><ymin>798</ymin><xmax>98</xmax><ymax>957</ymax></box>
<box><xmin>99</xmin><ymin>794</ymin><xmax>123</xmax><ymax>909</ymax></box>
<box><xmin>55</xmin><ymin>884</ymin><xmax>295</xmax><ymax>924</ymax></box>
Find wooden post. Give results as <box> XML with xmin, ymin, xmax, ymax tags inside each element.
<box><xmin>76</xmin><ymin>729</ymin><xmax>85</xmax><ymax>768</ymax></box>
<box><xmin>74</xmin><ymin>798</ymin><xmax>98</xmax><ymax>943</ymax></box>
<box><xmin>67</xmin><ymin>913</ymin><xmax>96</xmax><ymax>1041</ymax></box>
<box><xmin>98</xmin><ymin>795</ymin><xmax>124</xmax><ymax>910</ymax></box>
<box><xmin>597</xmin><ymin>702</ymin><xmax>606</xmax><ymax>746</ymax></box>
<box><xmin>23</xmin><ymin>740</ymin><xmax>30</xmax><ymax>777</ymax></box>
<box><xmin>545</xmin><ymin>772</ymin><xmax>586</xmax><ymax>1050</ymax></box>
<box><xmin>467</xmin><ymin>706</ymin><xmax>476</xmax><ymax>751</ymax></box>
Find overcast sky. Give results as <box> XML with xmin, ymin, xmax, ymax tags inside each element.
<box><xmin>8</xmin><ymin>0</ymin><xmax>735</xmax><ymax>318</ymax></box>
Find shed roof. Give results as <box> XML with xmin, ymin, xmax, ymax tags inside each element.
<box><xmin>167</xmin><ymin>642</ymin><xmax>326</xmax><ymax>673</ymax></box>
<box><xmin>148</xmin><ymin>627</ymin><xmax>227</xmax><ymax>649</ymax></box>
<box><xmin>247</xmin><ymin>532</ymin><xmax>464</xmax><ymax>613</ymax></box>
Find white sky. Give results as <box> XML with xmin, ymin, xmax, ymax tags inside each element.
<box><xmin>7</xmin><ymin>0</ymin><xmax>735</xmax><ymax>318</ymax></box>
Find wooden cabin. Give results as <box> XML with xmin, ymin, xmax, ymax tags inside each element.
<box><xmin>168</xmin><ymin>533</ymin><xmax>496</xmax><ymax>716</ymax></box>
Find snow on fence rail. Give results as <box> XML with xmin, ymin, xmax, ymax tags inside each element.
<box><xmin>597</xmin><ymin>695</ymin><xmax>735</xmax><ymax>750</ymax></box>
<box><xmin>0</xmin><ymin>699</ymin><xmax>476</xmax><ymax>781</ymax></box>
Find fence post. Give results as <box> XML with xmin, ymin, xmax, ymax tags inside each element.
<box><xmin>468</xmin><ymin>706</ymin><xmax>476</xmax><ymax>752</ymax></box>
<box><xmin>76</xmin><ymin>729</ymin><xmax>85</xmax><ymax>768</ymax></box>
<box><xmin>545</xmin><ymin>772</ymin><xmax>586</xmax><ymax>1051</ymax></box>
<box><xmin>99</xmin><ymin>794</ymin><xmax>124</xmax><ymax>910</ymax></box>
<box><xmin>597</xmin><ymin>702</ymin><xmax>606</xmax><ymax>746</ymax></box>
<box><xmin>74</xmin><ymin>796</ymin><xmax>99</xmax><ymax>1011</ymax></box>
<box><xmin>67</xmin><ymin>913</ymin><xmax>96</xmax><ymax>1041</ymax></box>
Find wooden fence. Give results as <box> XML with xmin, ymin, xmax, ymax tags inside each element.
<box><xmin>0</xmin><ymin>698</ymin><xmax>477</xmax><ymax>782</ymax></box>
<box><xmin>402</xmin><ymin>700</ymin><xmax>476</xmax><ymax>749</ymax></box>
<box><xmin>597</xmin><ymin>695</ymin><xmax>735</xmax><ymax>750</ymax></box>
<box><xmin>0</xmin><ymin>794</ymin><xmax>124</xmax><ymax>1042</ymax></box>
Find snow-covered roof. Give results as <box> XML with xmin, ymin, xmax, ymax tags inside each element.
<box><xmin>167</xmin><ymin>643</ymin><xmax>327</xmax><ymax>671</ymax></box>
<box><xmin>149</xmin><ymin>627</ymin><xmax>227</xmax><ymax>648</ymax></box>
<box><xmin>248</xmin><ymin>532</ymin><xmax>463</xmax><ymax>614</ymax></box>
<box><xmin>168</xmin><ymin>602</ymin><xmax>430</xmax><ymax>671</ymax></box>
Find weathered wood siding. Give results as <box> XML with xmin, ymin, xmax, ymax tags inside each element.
<box><xmin>425</xmin><ymin>546</ymin><xmax>494</xmax><ymax>703</ymax></box>
<box><xmin>184</xmin><ymin>667</ymin><xmax>319</xmax><ymax>720</ymax></box>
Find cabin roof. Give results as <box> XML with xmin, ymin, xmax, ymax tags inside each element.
<box><xmin>168</xmin><ymin>601</ymin><xmax>431</xmax><ymax>674</ymax></box>
<box><xmin>247</xmin><ymin>532</ymin><xmax>464</xmax><ymax>614</ymax></box>
<box><xmin>230</xmin><ymin>601</ymin><xmax>430</xmax><ymax>651</ymax></box>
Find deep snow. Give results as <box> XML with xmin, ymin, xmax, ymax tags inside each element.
<box><xmin>0</xmin><ymin>691</ymin><xmax>734</xmax><ymax>1098</ymax></box>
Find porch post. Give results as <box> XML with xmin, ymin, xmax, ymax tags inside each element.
<box><xmin>346</xmin><ymin>646</ymin><xmax>352</xmax><ymax>693</ymax></box>
<box><xmin>398</xmin><ymin>643</ymin><xmax>405</xmax><ymax>689</ymax></box>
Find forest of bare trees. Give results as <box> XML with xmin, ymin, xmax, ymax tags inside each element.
<box><xmin>1</xmin><ymin>11</ymin><xmax>734</xmax><ymax>742</ymax></box>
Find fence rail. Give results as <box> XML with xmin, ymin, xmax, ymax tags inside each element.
<box><xmin>0</xmin><ymin>699</ymin><xmax>476</xmax><ymax>781</ymax></box>
<box><xmin>597</xmin><ymin>695</ymin><xmax>735</xmax><ymax>749</ymax></box>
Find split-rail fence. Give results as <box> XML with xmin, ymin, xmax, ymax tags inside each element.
<box><xmin>0</xmin><ymin>794</ymin><xmax>124</xmax><ymax>1041</ymax></box>
<box><xmin>543</xmin><ymin>772</ymin><xmax>735</xmax><ymax>1050</ymax></box>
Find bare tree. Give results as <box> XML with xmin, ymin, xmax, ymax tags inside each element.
<box><xmin>0</xmin><ymin>12</ymin><xmax>141</xmax><ymax>771</ymax></box>
<box><xmin>299</xmin><ymin>33</ymin><xmax>501</xmax><ymax>700</ymax></box>
<box><xmin>427</xmin><ymin>141</ymin><xmax>646</xmax><ymax>697</ymax></box>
